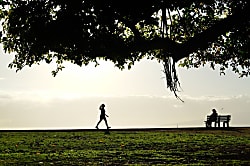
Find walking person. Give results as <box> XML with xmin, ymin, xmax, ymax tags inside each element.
<box><xmin>95</xmin><ymin>104</ymin><xmax>111</xmax><ymax>130</ymax></box>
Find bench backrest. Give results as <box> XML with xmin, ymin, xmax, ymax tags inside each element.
<box><xmin>207</xmin><ymin>115</ymin><xmax>231</xmax><ymax>122</ymax></box>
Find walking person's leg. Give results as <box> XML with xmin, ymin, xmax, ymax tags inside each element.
<box><xmin>96</xmin><ymin>117</ymin><xmax>103</xmax><ymax>129</ymax></box>
<box><xmin>104</xmin><ymin>118</ymin><xmax>110</xmax><ymax>129</ymax></box>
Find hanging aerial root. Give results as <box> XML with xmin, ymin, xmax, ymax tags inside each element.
<box><xmin>162</xmin><ymin>57</ymin><xmax>184</xmax><ymax>102</ymax></box>
<box><xmin>160</xmin><ymin>6</ymin><xmax>183</xmax><ymax>102</ymax></box>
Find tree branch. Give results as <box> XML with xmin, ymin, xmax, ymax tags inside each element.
<box><xmin>175</xmin><ymin>4</ymin><xmax>250</xmax><ymax>61</ymax></box>
<box><xmin>129</xmin><ymin>3</ymin><xmax>249</xmax><ymax>62</ymax></box>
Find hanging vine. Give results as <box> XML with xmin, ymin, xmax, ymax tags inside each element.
<box><xmin>161</xmin><ymin>7</ymin><xmax>183</xmax><ymax>102</ymax></box>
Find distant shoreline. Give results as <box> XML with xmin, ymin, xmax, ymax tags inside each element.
<box><xmin>0</xmin><ymin>127</ymin><xmax>249</xmax><ymax>132</ymax></box>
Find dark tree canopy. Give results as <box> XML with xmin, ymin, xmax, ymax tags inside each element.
<box><xmin>0</xmin><ymin>0</ymin><xmax>249</xmax><ymax>99</ymax></box>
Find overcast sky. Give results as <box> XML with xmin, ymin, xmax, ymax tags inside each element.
<box><xmin>0</xmin><ymin>44</ymin><xmax>250</xmax><ymax>129</ymax></box>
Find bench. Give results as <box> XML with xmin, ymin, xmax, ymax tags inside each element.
<box><xmin>204</xmin><ymin>115</ymin><xmax>231</xmax><ymax>128</ymax></box>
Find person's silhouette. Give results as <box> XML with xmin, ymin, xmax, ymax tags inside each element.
<box><xmin>206</xmin><ymin>108</ymin><xmax>218</xmax><ymax>127</ymax></box>
<box><xmin>95</xmin><ymin>104</ymin><xmax>111</xmax><ymax>130</ymax></box>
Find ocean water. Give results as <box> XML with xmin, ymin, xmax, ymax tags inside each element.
<box><xmin>1</xmin><ymin>95</ymin><xmax>250</xmax><ymax>130</ymax></box>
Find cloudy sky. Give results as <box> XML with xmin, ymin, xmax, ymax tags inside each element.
<box><xmin>0</xmin><ymin>44</ymin><xmax>250</xmax><ymax>129</ymax></box>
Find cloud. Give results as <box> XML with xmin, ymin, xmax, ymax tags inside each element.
<box><xmin>0</xmin><ymin>95</ymin><xmax>11</xmax><ymax>99</ymax></box>
<box><xmin>173</xmin><ymin>104</ymin><xmax>183</xmax><ymax>108</ymax></box>
<box><xmin>0</xmin><ymin>92</ymin><xmax>12</xmax><ymax>100</ymax></box>
<box><xmin>0</xmin><ymin>89</ymin><xmax>249</xmax><ymax>106</ymax></box>
<box><xmin>0</xmin><ymin>77</ymin><xmax>5</xmax><ymax>80</ymax></box>
<box><xmin>181</xmin><ymin>94</ymin><xmax>250</xmax><ymax>102</ymax></box>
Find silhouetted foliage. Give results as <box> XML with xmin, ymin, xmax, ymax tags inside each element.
<box><xmin>0</xmin><ymin>0</ymin><xmax>249</xmax><ymax>98</ymax></box>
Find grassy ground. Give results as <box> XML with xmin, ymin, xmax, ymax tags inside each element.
<box><xmin>0</xmin><ymin>128</ymin><xmax>249</xmax><ymax>165</ymax></box>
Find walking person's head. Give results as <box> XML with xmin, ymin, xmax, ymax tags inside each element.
<box><xmin>99</xmin><ymin>104</ymin><xmax>105</xmax><ymax>110</ymax></box>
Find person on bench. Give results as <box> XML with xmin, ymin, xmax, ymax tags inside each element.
<box><xmin>206</xmin><ymin>108</ymin><xmax>218</xmax><ymax>127</ymax></box>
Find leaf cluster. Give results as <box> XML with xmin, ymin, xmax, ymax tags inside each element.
<box><xmin>0</xmin><ymin>0</ymin><xmax>249</xmax><ymax>81</ymax></box>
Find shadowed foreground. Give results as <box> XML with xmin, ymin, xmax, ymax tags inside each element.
<box><xmin>0</xmin><ymin>128</ymin><xmax>249</xmax><ymax>165</ymax></box>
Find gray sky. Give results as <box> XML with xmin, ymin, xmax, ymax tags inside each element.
<box><xmin>0</xmin><ymin>45</ymin><xmax>250</xmax><ymax>129</ymax></box>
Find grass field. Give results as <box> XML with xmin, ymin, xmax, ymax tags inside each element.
<box><xmin>0</xmin><ymin>128</ymin><xmax>249</xmax><ymax>165</ymax></box>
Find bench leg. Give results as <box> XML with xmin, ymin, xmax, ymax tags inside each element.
<box><xmin>205</xmin><ymin>121</ymin><xmax>210</xmax><ymax>128</ymax></box>
<box><xmin>223</xmin><ymin>122</ymin><xmax>229</xmax><ymax>127</ymax></box>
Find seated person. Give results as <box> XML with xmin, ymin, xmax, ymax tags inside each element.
<box><xmin>206</xmin><ymin>109</ymin><xmax>218</xmax><ymax>127</ymax></box>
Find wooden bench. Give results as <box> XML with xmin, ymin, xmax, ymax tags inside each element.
<box><xmin>204</xmin><ymin>115</ymin><xmax>231</xmax><ymax>128</ymax></box>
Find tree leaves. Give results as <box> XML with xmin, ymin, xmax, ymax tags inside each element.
<box><xmin>0</xmin><ymin>0</ymin><xmax>249</xmax><ymax>94</ymax></box>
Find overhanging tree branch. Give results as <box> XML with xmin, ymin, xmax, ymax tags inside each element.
<box><xmin>175</xmin><ymin>4</ymin><xmax>250</xmax><ymax>61</ymax></box>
